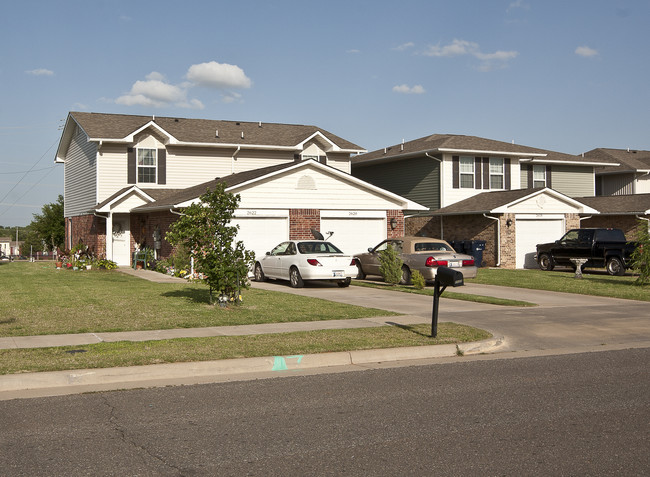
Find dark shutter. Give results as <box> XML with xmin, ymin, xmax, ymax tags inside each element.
<box><xmin>546</xmin><ymin>165</ymin><xmax>552</xmax><ymax>188</ymax></box>
<box><xmin>452</xmin><ymin>156</ymin><xmax>459</xmax><ymax>188</ymax></box>
<box><xmin>157</xmin><ymin>149</ymin><xmax>166</xmax><ymax>185</ymax></box>
<box><xmin>504</xmin><ymin>158</ymin><xmax>511</xmax><ymax>190</ymax></box>
<box><xmin>294</xmin><ymin>154</ymin><xmax>301</xmax><ymax>162</ymax></box>
<box><xmin>474</xmin><ymin>157</ymin><xmax>482</xmax><ymax>189</ymax></box>
<box><xmin>127</xmin><ymin>148</ymin><xmax>136</xmax><ymax>184</ymax></box>
<box><xmin>319</xmin><ymin>155</ymin><xmax>327</xmax><ymax>164</ymax></box>
<box><xmin>526</xmin><ymin>164</ymin><xmax>533</xmax><ymax>188</ymax></box>
<box><xmin>482</xmin><ymin>157</ymin><xmax>490</xmax><ymax>189</ymax></box>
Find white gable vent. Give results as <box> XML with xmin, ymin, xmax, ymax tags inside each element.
<box><xmin>297</xmin><ymin>175</ymin><xmax>316</xmax><ymax>190</ymax></box>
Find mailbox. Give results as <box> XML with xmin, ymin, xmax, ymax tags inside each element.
<box><xmin>435</xmin><ymin>266</ymin><xmax>464</xmax><ymax>287</ymax></box>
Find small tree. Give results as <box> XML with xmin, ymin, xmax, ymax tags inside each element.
<box><xmin>29</xmin><ymin>195</ymin><xmax>65</xmax><ymax>252</ymax></box>
<box><xmin>166</xmin><ymin>183</ymin><xmax>255</xmax><ymax>305</ymax></box>
<box><xmin>379</xmin><ymin>244</ymin><xmax>403</xmax><ymax>285</ymax></box>
<box><xmin>630</xmin><ymin>220</ymin><xmax>650</xmax><ymax>285</ymax></box>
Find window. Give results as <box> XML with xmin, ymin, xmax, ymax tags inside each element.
<box><xmin>137</xmin><ymin>148</ymin><xmax>157</xmax><ymax>183</ymax></box>
<box><xmin>489</xmin><ymin>158</ymin><xmax>504</xmax><ymax>189</ymax></box>
<box><xmin>533</xmin><ymin>165</ymin><xmax>546</xmax><ymax>188</ymax></box>
<box><xmin>460</xmin><ymin>156</ymin><xmax>474</xmax><ymax>188</ymax></box>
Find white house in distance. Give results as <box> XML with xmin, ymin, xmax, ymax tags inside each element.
<box><xmin>55</xmin><ymin>112</ymin><xmax>425</xmax><ymax>265</ymax></box>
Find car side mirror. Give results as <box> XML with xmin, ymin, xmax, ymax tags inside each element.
<box><xmin>266</xmin><ymin>251</ymin><xmax>271</xmax><ymax>256</ymax></box>
<box><xmin>368</xmin><ymin>247</ymin><xmax>373</xmax><ymax>252</ymax></box>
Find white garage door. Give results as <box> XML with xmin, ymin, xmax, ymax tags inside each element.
<box><xmin>231</xmin><ymin>216</ymin><xmax>289</xmax><ymax>262</ymax></box>
<box><xmin>320</xmin><ymin>217</ymin><xmax>386</xmax><ymax>256</ymax></box>
<box><xmin>515</xmin><ymin>216</ymin><xmax>565</xmax><ymax>269</ymax></box>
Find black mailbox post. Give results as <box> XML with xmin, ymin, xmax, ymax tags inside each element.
<box><xmin>431</xmin><ymin>266</ymin><xmax>464</xmax><ymax>337</ymax></box>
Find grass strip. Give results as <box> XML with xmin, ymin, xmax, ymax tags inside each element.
<box><xmin>0</xmin><ymin>323</ymin><xmax>491</xmax><ymax>375</ymax></box>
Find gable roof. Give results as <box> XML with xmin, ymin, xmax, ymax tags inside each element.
<box><xmin>574</xmin><ymin>193</ymin><xmax>650</xmax><ymax>215</ymax></box>
<box><xmin>352</xmin><ymin>134</ymin><xmax>618</xmax><ymax>167</ymax></box>
<box><xmin>56</xmin><ymin>112</ymin><xmax>365</xmax><ymax>162</ymax></box>
<box><xmin>429</xmin><ymin>187</ymin><xmax>598</xmax><ymax>215</ymax></box>
<box><xmin>131</xmin><ymin>159</ymin><xmax>427</xmax><ymax>212</ymax></box>
<box><xmin>584</xmin><ymin>148</ymin><xmax>650</xmax><ymax>174</ymax></box>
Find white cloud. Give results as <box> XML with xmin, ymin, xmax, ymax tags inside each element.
<box><xmin>116</xmin><ymin>75</ymin><xmax>204</xmax><ymax>109</ymax></box>
<box><xmin>26</xmin><ymin>68</ymin><xmax>54</xmax><ymax>76</ymax></box>
<box><xmin>346</xmin><ymin>49</ymin><xmax>361</xmax><ymax>54</ymax></box>
<box><xmin>507</xmin><ymin>0</ymin><xmax>530</xmax><ymax>12</ymax></box>
<box><xmin>422</xmin><ymin>39</ymin><xmax>518</xmax><ymax>70</ymax></box>
<box><xmin>575</xmin><ymin>46</ymin><xmax>599</xmax><ymax>57</ymax></box>
<box><xmin>392</xmin><ymin>42</ymin><xmax>415</xmax><ymax>52</ymax></box>
<box><xmin>186</xmin><ymin>61</ymin><xmax>252</xmax><ymax>89</ymax></box>
<box><xmin>393</xmin><ymin>84</ymin><xmax>426</xmax><ymax>94</ymax></box>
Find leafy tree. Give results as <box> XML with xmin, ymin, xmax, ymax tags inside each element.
<box><xmin>166</xmin><ymin>183</ymin><xmax>255</xmax><ymax>305</ymax></box>
<box><xmin>29</xmin><ymin>195</ymin><xmax>65</xmax><ymax>252</ymax></box>
<box><xmin>379</xmin><ymin>244</ymin><xmax>403</xmax><ymax>285</ymax></box>
<box><xmin>630</xmin><ymin>220</ymin><xmax>650</xmax><ymax>285</ymax></box>
<box><xmin>20</xmin><ymin>229</ymin><xmax>44</xmax><ymax>255</ymax></box>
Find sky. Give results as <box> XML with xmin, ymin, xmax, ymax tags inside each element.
<box><xmin>1</xmin><ymin>0</ymin><xmax>649</xmax><ymax>227</ymax></box>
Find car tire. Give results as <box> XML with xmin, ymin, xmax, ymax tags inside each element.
<box><xmin>254</xmin><ymin>263</ymin><xmax>266</xmax><ymax>282</ymax></box>
<box><xmin>606</xmin><ymin>257</ymin><xmax>625</xmax><ymax>276</ymax></box>
<box><xmin>538</xmin><ymin>253</ymin><xmax>554</xmax><ymax>271</ymax></box>
<box><xmin>399</xmin><ymin>265</ymin><xmax>412</xmax><ymax>285</ymax></box>
<box><xmin>289</xmin><ymin>267</ymin><xmax>304</xmax><ymax>288</ymax></box>
<box><xmin>337</xmin><ymin>277</ymin><xmax>351</xmax><ymax>287</ymax></box>
<box><xmin>355</xmin><ymin>260</ymin><xmax>366</xmax><ymax>280</ymax></box>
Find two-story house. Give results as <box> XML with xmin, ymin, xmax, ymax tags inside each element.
<box><xmin>351</xmin><ymin>134</ymin><xmax>617</xmax><ymax>269</ymax></box>
<box><xmin>55</xmin><ymin>112</ymin><xmax>425</xmax><ymax>265</ymax></box>
<box><xmin>584</xmin><ymin>148</ymin><xmax>650</xmax><ymax>196</ymax></box>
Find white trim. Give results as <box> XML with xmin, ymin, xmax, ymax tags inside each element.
<box><xmin>232</xmin><ymin>209</ymin><xmax>289</xmax><ymax>218</ymax></box>
<box><xmin>520</xmin><ymin>158</ymin><xmax>619</xmax><ymax>167</ymax></box>
<box><xmin>96</xmin><ymin>186</ymin><xmax>156</xmax><ymax>212</ymax></box>
<box><xmin>491</xmin><ymin>188</ymin><xmax>599</xmax><ymax>214</ymax></box>
<box><xmin>438</xmin><ymin>148</ymin><xmax>547</xmax><ymax>157</ymax></box>
<box><xmin>514</xmin><ymin>214</ymin><xmax>566</xmax><ymax>220</ymax></box>
<box><xmin>320</xmin><ymin>210</ymin><xmax>386</xmax><ymax>219</ymax></box>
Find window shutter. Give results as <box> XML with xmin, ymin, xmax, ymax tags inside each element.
<box><xmin>474</xmin><ymin>157</ymin><xmax>482</xmax><ymax>189</ymax></box>
<box><xmin>504</xmin><ymin>158</ymin><xmax>511</xmax><ymax>190</ymax></box>
<box><xmin>294</xmin><ymin>154</ymin><xmax>301</xmax><ymax>162</ymax></box>
<box><xmin>526</xmin><ymin>164</ymin><xmax>533</xmax><ymax>188</ymax></box>
<box><xmin>482</xmin><ymin>157</ymin><xmax>490</xmax><ymax>189</ymax></box>
<box><xmin>546</xmin><ymin>165</ymin><xmax>552</xmax><ymax>188</ymax></box>
<box><xmin>127</xmin><ymin>148</ymin><xmax>136</xmax><ymax>184</ymax></box>
<box><xmin>157</xmin><ymin>149</ymin><xmax>166</xmax><ymax>185</ymax></box>
<box><xmin>452</xmin><ymin>156</ymin><xmax>459</xmax><ymax>188</ymax></box>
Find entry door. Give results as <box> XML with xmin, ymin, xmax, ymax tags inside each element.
<box><xmin>112</xmin><ymin>214</ymin><xmax>131</xmax><ymax>266</ymax></box>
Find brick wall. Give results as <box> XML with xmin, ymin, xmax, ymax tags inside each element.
<box><xmin>67</xmin><ymin>214</ymin><xmax>106</xmax><ymax>256</ymax></box>
<box><xmin>387</xmin><ymin>210</ymin><xmax>405</xmax><ymax>238</ymax></box>
<box><xmin>581</xmin><ymin>214</ymin><xmax>649</xmax><ymax>240</ymax></box>
<box><xmin>290</xmin><ymin>209</ymin><xmax>320</xmax><ymax>240</ymax></box>
<box><xmin>131</xmin><ymin>211</ymin><xmax>179</xmax><ymax>259</ymax></box>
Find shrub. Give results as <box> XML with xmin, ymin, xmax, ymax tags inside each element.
<box><xmin>379</xmin><ymin>244</ymin><xmax>403</xmax><ymax>285</ymax></box>
<box><xmin>631</xmin><ymin>220</ymin><xmax>650</xmax><ymax>285</ymax></box>
<box><xmin>411</xmin><ymin>270</ymin><xmax>426</xmax><ymax>289</ymax></box>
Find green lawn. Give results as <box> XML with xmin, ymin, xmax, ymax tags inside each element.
<box><xmin>0</xmin><ymin>261</ymin><xmax>396</xmax><ymax>337</ymax></box>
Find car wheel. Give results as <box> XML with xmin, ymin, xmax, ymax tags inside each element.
<box><xmin>399</xmin><ymin>265</ymin><xmax>412</xmax><ymax>285</ymax></box>
<box><xmin>606</xmin><ymin>257</ymin><xmax>624</xmax><ymax>276</ymax></box>
<box><xmin>254</xmin><ymin>263</ymin><xmax>266</xmax><ymax>282</ymax></box>
<box><xmin>289</xmin><ymin>267</ymin><xmax>304</xmax><ymax>288</ymax></box>
<box><xmin>337</xmin><ymin>277</ymin><xmax>351</xmax><ymax>287</ymax></box>
<box><xmin>538</xmin><ymin>253</ymin><xmax>554</xmax><ymax>271</ymax></box>
<box><xmin>355</xmin><ymin>260</ymin><xmax>366</xmax><ymax>280</ymax></box>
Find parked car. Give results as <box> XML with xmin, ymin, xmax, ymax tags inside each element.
<box><xmin>254</xmin><ymin>240</ymin><xmax>357</xmax><ymax>288</ymax></box>
<box><xmin>0</xmin><ymin>253</ymin><xmax>10</xmax><ymax>261</ymax></box>
<box><xmin>355</xmin><ymin>236</ymin><xmax>478</xmax><ymax>285</ymax></box>
<box><xmin>536</xmin><ymin>228</ymin><xmax>638</xmax><ymax>276</ymax></box>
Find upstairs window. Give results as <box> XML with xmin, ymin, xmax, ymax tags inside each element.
<box><xmin>137</xmin><ymin>148</ymin><xmax>157</xmax><ymax>183</ymax></box>
<box><xmin>489</xmin><ymin>157</ymin><xmax>504</xmax><ymax>189</ymax></box>
<box><xmin>533</xmin><ymin>165</ymin><xmax>546</xmax><ymax>187</ymax></box>
<box><xmin>459</xmin><ymin>156</ymin><xmax>474</xmax><ymax>188</ymax></box>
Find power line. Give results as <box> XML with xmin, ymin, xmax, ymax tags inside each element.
<box><xmin>0</xmin><ymin>166</ymin><xmax>56</xmax><ymax>175</ymax></box>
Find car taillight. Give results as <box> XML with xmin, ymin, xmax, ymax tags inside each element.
<box><xmin>425</xmin><ymin>257</ymin><xmax>448</xmax><ymax>267</ymax></box>
<box><xmin>462</xmin><ymin>259</ymin><xmax>475</xmax><ymax>266</ymax></box>
<box><xmin>350</xmin><ymin>259</ymin><xmax>356</xmax><ymax>266</ymax></box>
<box><xmin>307</xmin><ymin>259</ymin><xmax>322</xmax><ymax>266</ymax></box>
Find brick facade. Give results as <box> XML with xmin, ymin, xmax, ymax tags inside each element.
<box><xmin>289</xmin><ymin>209</ymin><xmax>320</xmax><ymax>240</ymax></box>
<box><xmin>581</xmin><ymin>214</ymin><xmax>649</xmax><ymax>240</ymax></box>
<box><xmin>387</xmin><ymin>210</ymin><xmax>405</xmax><ymax>238</ymax></box>
<box><xmin>66</xmin><ymin>215</ymin><xmax>106</xmax><ymax>256</ymax></box>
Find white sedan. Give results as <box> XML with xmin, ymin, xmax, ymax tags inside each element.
<box><xmin>254</xmin><ymin>240</ymin><xmax>357</xmax><ymax>288</ymax></box>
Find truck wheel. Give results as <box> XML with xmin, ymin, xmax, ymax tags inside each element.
<box><xmin>606</xmin><ymin>257</ymin><xmax>625</xmax><ymax>276</ymax></box>
<box><xmin>538</xmin><ymin>253</ymin><xmax>554</xmax><ymax>271</ymax></box>
<box><xmin>399</xmin><ymin>265</ymin><xmax>412</xmax><ymax>285</ymax></box>
<box><xmin>355</xmin><ymin>260</ymin><xmax>366</xmax><ymax>280</ymax></box>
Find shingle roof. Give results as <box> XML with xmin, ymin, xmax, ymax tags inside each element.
<box><xmin>352</xmin><ymin>134</ymin><xmax>615</xmax><ymax>166</ymax></box>
<box><xmin>429</xmin><ymin>188</ymin><xmax>547</xmax><ymax>215</ymax></box>
<box><xmin>68</xmin><ymin>112</ymin><xmax>364</xmax><ymax>151</ymax></box>
<box><xmin>584</xmin><ymin>148</ymin><xmax>650</xmax><ymax>173</ymax></box>
<box><xmin>574</xmin><ymin>193</ymin><xmax>650</xmax><ymax>214</ymax></box>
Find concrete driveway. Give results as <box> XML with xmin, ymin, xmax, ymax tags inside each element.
<box><xmin>250</xmin><ymin>280</ymin><xmax>650</xmax><ymax>353</ymax></box>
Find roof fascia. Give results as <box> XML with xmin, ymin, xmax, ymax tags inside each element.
<box><xmin>295</xmin><ymin>131</ymin><xmax>367</xmax><ymax>155</ymax></box>
<box><xmin>520</xmin><ymin>158</ymin><xmax>619</xmax><ymax>167</ymax></box>
<box><xmin>87</xmin><ymin>120</ymin><xmax>178</xmax><ymax>145</ymax></box>
<box><xmin>55</xmin><ymin>114</ymin><xmax>85</xmax><ymax>163</ymax></box>
<box><xmin>437</xmin><ymin>148</ymin><xmax>547</xmax><ymax>157</ymax></box>
<box><xmin>96</xmin><ymin>186</ymin><xmax>155</xmax><ymax>212</ymax></box>
<box><xmin>491</xmin><ymin>188</ymin><xmax>599</xmax><ymax>214</ymax></box>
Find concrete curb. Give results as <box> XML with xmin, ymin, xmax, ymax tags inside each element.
<box><xmin>0</xmin><ymin>337</ymin><xmax>504</xmax><ymax>394</ymax></box>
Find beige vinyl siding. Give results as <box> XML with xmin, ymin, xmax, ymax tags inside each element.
<box><xmin>234</xmin><ymin>168</ymin><xmax>404</xmax><ymax>210</ymax></box>
<box><xmin>550</xmin><ymin>165</ymin><xmax>594</xmax><ymax>197</ymax></box>
<box><xmin>325</xmin><ymin>153</ymin><xmax>351</xmax><ymax>173</ymax></box>
<box><xmin>64</xmin><ymin>126</ymin><xmax>97</xmax><ymax>217</ymax></box>
<box><xmin>97</xmin><ymin>144</ymin><xmax>128</xmax><ymax>202</ymax></box>
<box><xmin>352</xmin><ymin>156</ymin><xmax>440</xmax><ymax>210</ymax></box>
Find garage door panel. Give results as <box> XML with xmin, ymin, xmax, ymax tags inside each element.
<box><xmin>320</xmin><ymin>218</ymin><xmax>386</xmax><ymax>256</ymax></box>
<box><xmin>516</xmin><ymin>218</ymin><xmax>564</xmax><ymax>269</ymax></box>
<box><xmin>231</xmin><ymin>217</ymin><xmax>288</xmax><ymax>262</ymax></box>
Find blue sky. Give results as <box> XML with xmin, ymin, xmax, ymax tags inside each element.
<box><xmin>1</xmin><ymin>0</ymin><xmax>649</xmax><ymax>226</ymax></box>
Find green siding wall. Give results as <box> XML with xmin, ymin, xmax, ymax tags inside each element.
<box><xmin>352</xmin><ymin>156</ymin><xmax>440</xmax><ymax>210</ymax></box>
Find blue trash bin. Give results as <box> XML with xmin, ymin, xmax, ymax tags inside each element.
<box><xmin>466</xmin><ymin>240</ymin><xmax>486</xmax><ymax>267</ymax></box>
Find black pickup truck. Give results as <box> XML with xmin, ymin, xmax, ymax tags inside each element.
<box><xmin>536</xmin><ymin>228</ymin><xmax>637</xmax><ymax>276</ymax></box>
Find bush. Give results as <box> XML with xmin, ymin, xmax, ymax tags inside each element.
<box><xmin>379</xmin><ymin>244</ymin><xmax>403</xmax><ymax>285</ymax></box>
<box><xmin>411</xmin><ymin>270</ymin><xmax>426</xmax><ymax>289</ymax></box>
<box><xmin>631</xmin><ymin>220</ymin><xmax>650</xmax><ymax>285</ymax></box>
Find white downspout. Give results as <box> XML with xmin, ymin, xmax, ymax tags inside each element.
<box><xmin>483</xmin><ymin>213</ymin><xmax>500</xmax><ymax>267</ymax></box>
<box><xmin>231</xmin><ymin>146</ymin><xmax>241</xmax><ymax>174</ymax></box>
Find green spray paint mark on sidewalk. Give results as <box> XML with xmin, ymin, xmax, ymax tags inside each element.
<box><xmin>272</xmin><ymin>355</ymin><xmax>304</xmax><ymax>371</ymax></box>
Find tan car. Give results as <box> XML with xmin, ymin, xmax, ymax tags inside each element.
<box><xmin>354</xmin><ymin>236</ymin><xmax>478</xmax><ymax>284</ymax></box>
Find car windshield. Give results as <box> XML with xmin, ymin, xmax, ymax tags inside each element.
<box><xmin>297</xmin><ymin>242</ymin><xmax>343</xmax><ymax>254</ymax></box>
<box><xmin>414</xmin><ymin>242</ymin><xmax>453</xmax><ymax>252</ymax></box>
